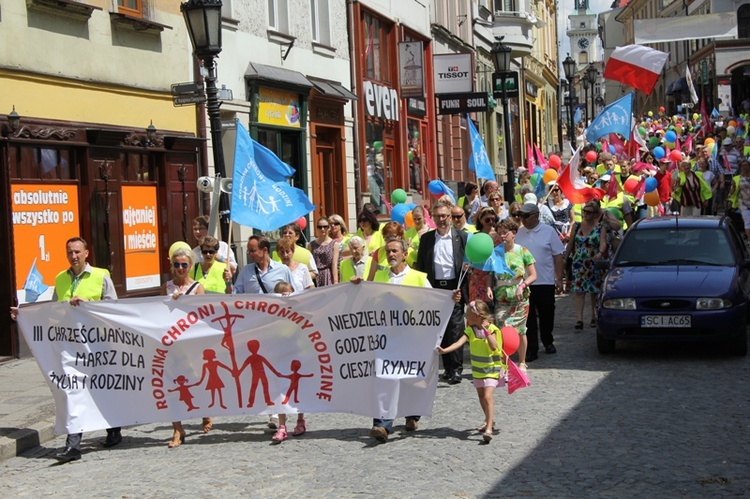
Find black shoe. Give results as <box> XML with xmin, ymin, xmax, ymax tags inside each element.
<box><xmin>441</xmin><ymin>371</ymin><xmax>451</xmax><ymax>381</ymax></box>
<box><xmin>54</xmin><ymin>447</ymin><xmax>81</xmax><ymax>462</ymax></box>
<box><xmin>102</xmin><ymin>431</ymin><xmax>122</xmax><ymax>448</ymax></box>
<box><xmin>525</xmin><ymin>353</ymin><xmax>538</xmax><ymax>363</ymax></box>
<box><xmin>545</xmin><ymin>344</ymin><xmax>557</xmax><ymax>354</ymax></box>
<box><xmin>448</xmin><ymin>373</ymin><xmax>462</xmax><ymax>384</ymax></box>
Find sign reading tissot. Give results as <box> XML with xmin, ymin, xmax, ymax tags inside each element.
<box><xmin>437</xmin><ymin>92</ymin><xmax>490</xmax><ymax>115</ymax></box>
<box><xmin>433</xmin><ymin>53</ymin><xmax>473</xmax><ymax>94</ymax></box>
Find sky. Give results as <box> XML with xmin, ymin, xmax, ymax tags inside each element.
<box><xmin>557</xmin><ymin>0</ymin><xmax>614</xmax><ymax>64</ymax></box>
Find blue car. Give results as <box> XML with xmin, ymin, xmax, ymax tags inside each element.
<box><xmin>596</xmin><ymin>216</ymin><xmax>750</xmax><ymax>356</ymax></box>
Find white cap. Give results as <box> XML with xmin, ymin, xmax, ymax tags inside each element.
<box><xmin>523</xmin><ymin>193</ymin><xmax>538</xmax><ymax>204</ymax></box>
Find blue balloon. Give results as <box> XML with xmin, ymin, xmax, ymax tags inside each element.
<box><xmin>390</xmin><ymin>203</ymin><xmax>410</xmax><ymax>225</ymax></box>
<box><xmin>645</xmin><ymin>177</ymin><xmax>658</xmax><ymax>193</ymax></box>
<box><xmin>406</xmin><ymin>203</ymin><xmax>417</xmax><ymax>210</ymax></box>
<box><xmin>653</xmin><ymin>146</ymin><xmax>666</xmax><ymax>160</ymax></box>
<box><xmin>428</xmin><ymin>180</ymin><xmax>445</xmax><ymax>196</ymax></box>
<box><xmin>609</xmin><ymin>145</ymin><xmax>615</xmax><ymax>154</ymax></box>
<box><xmin>664</xmin><ymin>130</ymin><xmax>677</xmax><ymax>143</ymax></box>
<box><xmin>534</xmin><ymin>167</ymin><xmax>544</xmax><ymax>175</ymax></box>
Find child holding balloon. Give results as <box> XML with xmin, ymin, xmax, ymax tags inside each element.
<box><xmin>438</xmin><ymin>300</ymin><xmax>504</xmax><ymax>443</ymax></box>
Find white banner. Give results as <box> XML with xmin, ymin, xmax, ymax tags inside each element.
<box><xmin>16</xmin><ymin>283</ymin><xmax>455</xmax><ymax>435</ymax></box>
<box><xmin>634</xmin><ymin>13</ymin><xmax>737</xmax><ymax>45</ymax></box>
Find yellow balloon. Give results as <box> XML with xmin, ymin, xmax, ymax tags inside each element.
<box><xmin>648</xmin><ymin>111</ymin><xmax>654</xmax><ymax>117</ymax></box>
<box><xmin>169</xmin><ymin>241</ymin><xmax>192</xmax><ymax>259</ymax></box>
<box><xmin>704</xmin><ymin>138</ymin><xmax>715</xmax><ymax>146</ymax></box>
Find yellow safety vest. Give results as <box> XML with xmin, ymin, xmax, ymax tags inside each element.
<box><xmin>728</xmin><ymin>175</ymin><xmax>742</xmax><ymax>209</ymax></box>
<box><xmin>55</xmin><ymin>267</ymin><xmax>109</xmax><ymax>301</ymax></box>
<box><xmin>356</xmin><ymin>229</ymin><xmax>385</xmax><ymax>254</ymax></box>
<box><xmin>672</xmin><ymin>171</ymin><xmax>712</xmax><ymax>203</ymax></box>
<box><xmin>190</xmin><ymin>261</ymin><xmax>227</xmax><ymax>293</ymax></box>
<box><xmin>272</xmin><ymin>245</ymin><xmax>315</xmax><ymax>272</ymax></box>
<box><xmin>339</xmin><ymin>257</ymin><xmax>372</xmax><ymax>283</ymax></box>
<box><xmin>373</xmin><ymin>267</ymin><xmax>428</xmax><ymax>287</ymax></box>
<box><xmin>466</xmin><ymin>324</ymin><xmax>505</xmax><ymax>379</ymax></box>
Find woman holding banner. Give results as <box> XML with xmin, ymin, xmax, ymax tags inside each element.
<box><xmin>162</xmin><ymin>245</ymin><xmax>206</xmax><ymax>448</ymax></box>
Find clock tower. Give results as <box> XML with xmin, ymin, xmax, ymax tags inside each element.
<box><xmin>567</xmin><ymin>0</ymin><xmax>598</xmax><ymax>70</ymax></box>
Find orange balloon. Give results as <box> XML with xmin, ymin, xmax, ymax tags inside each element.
<box><xmin>705</xmin><ymin>138</ymin><xmax>715</xmax><ymax>145</ymax></box>
<box><xmin>645</xmin><ymin>189</ymin><xmax>660</xmax><ymax>207</ymax></box>
<box><xmin>542</xmin><ymin>169</ymin><xmax>559</xmax><ymax>184</ymax></box>
<box><xmin>404</xmin><ymin>211</ymin><xmax>414</xmax><ymax>228</ymax></box>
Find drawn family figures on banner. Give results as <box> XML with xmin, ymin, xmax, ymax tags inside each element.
<box><xmin>238</xmin><ymin>180</ymin><xmax>281</xmax><ymax>215</ymax></box>
<box><xmin>168</xmin><ymin>375</ymin><xmax>200</xmax><ymax>412</ymax></box>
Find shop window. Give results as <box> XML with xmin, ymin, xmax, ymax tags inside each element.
<box><xmin>268</xmin><ymin>0</ymin><xmax>289</xmax><ymax>33</ymax></box>
<box><xmin>118</xmin><ymin>0</ymin><xmax>142</xmax><ymax>18</ymax></box>
<box><xmin>14</xmin><ymin>147</ymin><xmax>74</xmax><ymax>181</ymax></box>
<box><xmin>365</xmin><ymin>122</ymin><xmax>386</xmax><ymax>213</ymax></box>
<box><xmin>364</xmin><ymin>12</ymin><xmax>390</xmax><ymax>83</ymax></box>
<box><xmin>739</xmin><ymin>4</ymin><xmax>750</xmax><ymax>39</ymax></box>
<box><xmin>311</xmin><ymin>0</ymin><xmax>330</xmax><ymax>45</ymax></box>
<box><xmin>123</xmin><ymin>153</ymin><xmax>153</xmax><ymax>182</ymax></box>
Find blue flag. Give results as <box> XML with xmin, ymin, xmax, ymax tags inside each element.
<box><xmin>23</xmin><ymin>258</ymin><xmax>48</xmax><ymax>303</ymax></box>
<box><xmin>467</xmin><ymin>116</ymin><xmax>496</xmax><ymax>181</ymax></box>
<box><xmin>230</xmin><ymin>120</ymin><xmax>315</xmax><ymax>231</ymax></box>
<box><xmin>585</xmin><ymin>93</ymin><xmax>633</xmax><ymax>145</ymax></box>
<box><xmin>573</xmin><ymin>107</ymin><xmax>582</xmax><ymax>125</ymax></box>
<box><xmin>711</xmin><ymin>107</ymin><xmax>720</xmax><ymax>118</ymax></box>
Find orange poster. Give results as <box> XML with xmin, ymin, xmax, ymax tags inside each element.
<box><xmin>11</xmin><ymin>183</ymin><xmax>80</xmax><ymax>304</ymax></box>
<box><xmin>122</xmin><ymin>185</ymin><xmax>160</xmax><ymax>291</ymax></box>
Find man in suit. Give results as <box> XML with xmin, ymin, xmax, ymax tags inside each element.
<box><xmin>415</xmin><ymin>202</ymin><xmax>468</xmax><ymax>384</ymax></box>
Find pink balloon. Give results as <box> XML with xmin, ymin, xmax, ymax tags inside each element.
<box><xmin>295</xmin><ymin>216</ymin><xmax>307</xmax><ymax>231</ymax></box>
<box><xmin>501</xmin><ymin>326</ymin><xmax>520</xmax><ymax>355</ymax></box>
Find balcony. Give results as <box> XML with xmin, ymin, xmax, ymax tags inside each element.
<box><xmin>490</xmin><ymin>11</ymin><xmax>536</xmax><ymax>57</ymax></box>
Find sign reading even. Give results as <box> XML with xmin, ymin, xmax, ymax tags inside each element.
<box><xmin>433</xmin><ymin>53</ymin><xmax>473</xmax><ymax>94</ymax></box>
<box><xmin>399</xmin><ymin>41</ymin><xmax>425</xmax><ymax>98</ymax></box>
<box><xmin>258</xmin><ymin>87</ymin><xmax>302</xmax><ymax>128</ymax></box>
<box><xmin>16</xmin><ymin>284</ymin><xmax>455</xmax><ymax>433</ymax></box>
<box><xmin>121</xmin><ymin>185</ymin><xmax>160</xmax><ymax>291</ymax></box>
<box><xmin>11</xmin><ymin>183</ymin><xmax>80</xmax><ymax>304</ymax></box>
<box><xmin>363</xmin><ymin>81</ymin><xmax>400</xmax><ymax>121</ymax></box>
<box><xmin>437</xmin><ymin>92</ymin><xmax>490</xmax><ymax>115</ymax></box>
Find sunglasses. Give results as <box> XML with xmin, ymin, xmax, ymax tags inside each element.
<box><xmin>489</xmin><ymin>198</ymin><xmax>501</xmax><ymax>202</ymax></box>
<box><xmin>483</xmin><ymin>217</ymin><xmax>497</xmax><ymax>224</ymax></box>
<box><xmin>172</xmin><ymin>262</ymin><xmax>189</xmax><ymax>269</ymax></box>
<box><xmin>582</xmin><ymin>209</ymin><xmax>596</xmax><ymax>215</ymax></box>
<box><xmin>512</xmin><ymin>212</ymin><xmax>522</xmax><ymax>217</ymax></box>
<box><xmin>451</xmin><ymin>214</ymin><xmax>464</xmax><ymax>220</ymax></box>
<box><xmin>317</xmin><ymin>225</ymin><xmax>329</xmax><ymax>229</ymax></box>
<box><xmin>201</xmin><ymin>249</ymin><xmax>216</xmax><ymax>255</ymax></box>
<box><xmin>330</xmin><ymin>221</ymin><xmax>341</xmax><ymax>226</ymax></box>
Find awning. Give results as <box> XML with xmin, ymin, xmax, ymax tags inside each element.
<box><xmin>307</xmin><ymin>77</ymin><xmax>357</xmax><ymax>101</ymax></box>
<box><xmin>673</xmin><ymin>77</ymin><xmax>687</xmax><ymax>92</ymax></box>
<box><xmin>666</xmin><ymin>82</ymin><xmax>675</xmax><ymax>95</ymax></box>
<box><xmin>245</xmin><ymin>62</ymin><xmax>313</xmax><ymax>91</ymax></box>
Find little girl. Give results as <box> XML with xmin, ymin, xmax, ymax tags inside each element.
<box><xmin>438</xmin><ymin>301</ymin><xmax>504</xmax><ymax>443</ymax></box>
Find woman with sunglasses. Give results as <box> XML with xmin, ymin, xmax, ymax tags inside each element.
<box><xmin>189</xmin><ymin>236</ymin><xmax>233</xmax><ymax>294</ymax></box>
<box><xmin>328</xmin><ymin>214</ymin><xmax>352</xmax><ymax>259</ymax></box>
<box><xmin>467</xmin><ymin>207</ymin><xmax>500</xmax><ymax>308</ymax></box>
<box><xmin>487</xmin><ymin>193</ymin><xmax>508</xmax><ymax>220</ymax></box>
<box><xmin>309</xmin><ymin>217</ymin><xmax>339</xmax><ymax>287</ymax></box>
<box><xmin>162</xmin><ymin>246</ymin><xmax>206</xmax><ymax>448</ymax></box>
<box><xmin>356</xmin><ymin>208</ymin><xmax>384</xmax><ymax>254</ymax></box>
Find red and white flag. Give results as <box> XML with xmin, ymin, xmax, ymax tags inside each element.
<box><xmin>603</xmin><ymin>45</ymin><xmax>669</xmax><ymax>95</ymax></box>
<box><xmin>557</xmin><ymin>147</ymin><xmax>605</xmax><ymax>204</ymax></box>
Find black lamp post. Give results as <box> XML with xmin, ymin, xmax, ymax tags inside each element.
<box><xmin>586</xmin><ymin>64</ymin><xmax>598</xmax><ymax>123</ymax></box>
<box><xmin>492</xmin><ymin>36</ymin><xmax>514</xmax><ymax>203</ymax></box>
<box><xmin>582</xmin><ymin>77</ymin><xmax>590</xmax><ymax>125</ymax></box>
<box><xmin>562</xmin><ymin>54</ymin><xmax>576</xmax><ymax>149</ymax></box>
<box><xmin>181</xmin><ymin>0</ymin><xmax>228</xmax><ymax>241</ymax></box>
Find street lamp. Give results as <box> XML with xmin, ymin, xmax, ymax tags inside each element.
<box><xmin>492</xmin><ymin>36</ymin><xmax>514</xmax><ymax>204</ymax></box>
<box><xmin>562</xmin><ymin>54</ymin><xmax>576</xmax><ymax>149</ymax></box>
<box><xmin>8</xmin><ymin>106</ymin><xmax>20</xmax><ymax>134</ymax></box>
<box><xmin>582</xmin><ymin>77</ymin><xmax>590</xmax><ymax>125</ymax></box>
<box><xmin>586</xmin><ymin>64</ymin><xmax>598</xmax><ymax>123</ymax></box>
<box><xmin>181</xmin><ymin>0</ymin><xmax>229</xmax><ymax>241</ymax></box>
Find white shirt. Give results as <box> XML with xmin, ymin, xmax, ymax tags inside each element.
<box><xmin>515</xmin><ymin>222</ymin><xmax>565</xmax><ymax>285</ymax></box>
<box><xmin>389</xmin><ymin>266</ymin><xmax>432</xmax><ymax>288</ymax></box>
<box><xmin>433</xmin><ymin>231</ymin><xmax>455</xmax><ymax>280</ymax></box>
<box><xmin>192</xmin><ymin>241</ymin><xmax>237</xmax><ymax>271</ymax></box>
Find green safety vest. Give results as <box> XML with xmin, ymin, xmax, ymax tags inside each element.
<box><xmin>190</xmin><ymin>261</ymin><xmax>227</xmax><ymax>293</ymax></box>
<box><xmin>55</xmin><ymin>267</ymin><xmax>109</xmax><ymax>301</ymax></box>
<box><xmin>373</xmin><ymin>267</ymin><xmax>428</xmax><ymax>287</ymax></box>
<box><xmin>728</xmin><ymin>175</ymin><xmax>741</xmax><ymax>209</ymax></box>
<box><xmin>340</xmin><ymin>257</ymin><xmax>372</xmax><ymax>283</ymax></box>
<box><xmin>466</xmin><ymin>324</ymin><xmax>505</xmax><ymax>379</ymax></box>
<box><xmin>672</xmin><ymin>171</ymin><xmax>712</xmax><ymax>203</ymax></box>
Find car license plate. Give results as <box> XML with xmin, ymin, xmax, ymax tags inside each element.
<box><xmin>641</xmin><ymin>315</ymin><xmax>691</xmax><ymax>328</ymax></box>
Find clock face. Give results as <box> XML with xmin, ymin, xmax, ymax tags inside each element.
<box><xmin>578</xmin><ymin>38</ymin><xmax>589</xmax><ymax>49</ymax></box>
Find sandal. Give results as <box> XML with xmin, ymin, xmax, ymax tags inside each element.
<box><xmin>292</xmin><ymin>418</ymin><xmax>306</xmax><ymax>437</ymax></box>
<box><xmin>519</xmin><ymin>362</ymin><xmax>528</xmax><ymax>373</ymax></box>
<box><xmin>476</xmin><ymin>422</ymin><xmax>496</xmax><ymax>433</ymax></box>
<box><xmin>574</xmin><ymin>321</ymin><xmax>584</xmax><ymax>331</ymax></box>
<box><xmin>483</xmin><ymin>431</ymin><xmax>493</xmax><ymax>443</ymax></box>
<box><xmin>202</xmin><ymin>417</ymin><xmax>213</xmax><ymax>433</ymax></box>
<box><xmin>168</xmin><ymin>431</ymin><xmax>185</xmax><ymax>448</ymax></box>
<box><xmin>272</xmin><ymin>425</ymin><xmax>288</xmax><ymax>443</ymax></box>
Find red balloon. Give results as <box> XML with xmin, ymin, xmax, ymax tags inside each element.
<box><xmin>669</xmin><ymin>150</ymin><xmax>682</xmax><ymax>162</ymax></box>
<box><xmin>501</xmin><ymin>326</ymin><xmax>520</xmax><ymax>355</ymax></box>
<box><xmin>295</xmin><ymin>216</ymin><xmax>307</xmax><ymax>231</ymax></box>
<box><xmin>549</xmin><ymin>154</ymin><xmax>562</xmax><ymax>170</ymax></box>
<box><xmin>585</xmin><ymin>151</ymin><xmax>598</xmax><ymax>163</ymax></box>
<box><xmin>659</xmin><ymin>106</ymin><xmax>665</xmax><ymax>113</ymax></box>
<box><xmin>623</xmin><ymin>177</ymin><xmax>639</xmax><ymax>195</ymax></box>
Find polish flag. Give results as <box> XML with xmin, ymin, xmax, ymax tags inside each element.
<box><xmin>604</xmin><ymin>45</ymin><xmax>669</xmax><ymax>95</ymax></box>
<box><xmin>557</xmin><ymin>147</ymin><xmax>605</xmax><ymax>204</ymax></box>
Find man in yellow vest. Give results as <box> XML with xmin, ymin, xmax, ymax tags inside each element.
<box><xmin>11</xmin><ymin>237</ymin><xmax>120</xmax><ymax>462</ymax></box>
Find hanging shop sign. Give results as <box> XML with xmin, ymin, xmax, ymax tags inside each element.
<box><xmin>258</xmin><ymin>87</ymin><xmax>302</xmax><ymax>128</ymax></box>
<box><xmin>399</xmin><ymin>41</ymin><xmax>425</xmax><ymax>98</ymax></box>
<box><xmin>437</xmin><ymin>92</ymin><xmax>490</xmax><ymax>115</ymax></box>
<box><xmin>433</xmin><ymin>53</ymin><xmax>473</xmax><ymax>94</ymax></box>
<box><xmin>363</xmin><ymin>81</ymin><xmax>400</xmax><ymax>121</ymax></box>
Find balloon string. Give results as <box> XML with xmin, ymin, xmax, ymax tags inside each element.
<box><xmin>456</xmin><ymin>265</ymin><xmax>469</xmax><ymax>289</ymax></box>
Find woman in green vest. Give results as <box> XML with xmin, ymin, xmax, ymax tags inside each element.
<box><xmin>190</xmin><ymin>236</ymin><xmax>232</xmax><ymax>294</ymax></box>
<box><xmin>671</xmin><ymin>159</ymin><xmax>712</xmax><ymax>216</ymax></box>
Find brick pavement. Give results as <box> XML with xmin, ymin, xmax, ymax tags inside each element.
<box><xmin>2</xmin><ymin>293</ymin><xmax>750</xmax><ymax>497</ymax></box>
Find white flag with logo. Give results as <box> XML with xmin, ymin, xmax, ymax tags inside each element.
<box><xmin>686</xmin><ymin>66</ymin><xmax>699</xmax><ymax>105</ymax></box>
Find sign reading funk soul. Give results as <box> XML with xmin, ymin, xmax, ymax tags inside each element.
<box><xmin>433</xmin><ymin>53</ymin><xmax>473</xmax><ymax>94</ymax></box>
<box><xmin>17</xmin><ymin>283</ymin><xmax>455</xmax><ymax>434</ymax></box>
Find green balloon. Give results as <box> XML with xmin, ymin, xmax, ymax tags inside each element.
<box><xmin>373</xmin><ymin>141</ymin><xmax>383</xmax><ymax>150</ymax></box>
<box><xmin>668</xmin><ymin>125</ymin><xmax>675</xmax><ymax>131</ymax></box>
<box><xmin>530</xmin><ymin>173</ymin><xmax>541</xmax><ymax>187</ymax></box>
<box><xmin>391</xmin><ymin>188</ymin><xmax>407</xmax><ymax>204</ymax></box>
<box><xmin>649</xmin><ymin>136</ymin><xmax>660</xmax><ymax>147</ymax></box>
<box><xmin>638</xmin><ymin>126</ymin><xmax>646</xmax><ymax>136</ymax></box>
<box><xmin>606</xmin><ymin>207</ymin><xmax>623</xmax><ymax>221</ymax></box>
<box><xmin>408</xmin><ymin>151</ymin><xmax>414</xmax><ymax>161</ymax></box>
<box><xmin>596</xmin><ymin>142</ymin><xmax>602</xmax><ymax>151</ymax></box>
<box><xmin>466</xmin><ymin>233</ymin><xmax>495</xmax><ymax>264</ymax></box>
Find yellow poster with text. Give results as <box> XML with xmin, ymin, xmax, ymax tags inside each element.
<box><xmin>122</xmin><ymin>185</ymin><xmax>160</xmax><ymax>291</ymax></box>
<box><xmin>258</xmin><ymin>87</ymin><xmax>301</xmax><ymax>128</ymax></box>
<box><xmin>11</xmin><ymin>183</ymin><xmax>80</xmax><ymax>304</ymax></box>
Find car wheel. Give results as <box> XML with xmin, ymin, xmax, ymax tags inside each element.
<box><xmin>597</xmin><ymin>332</ymin><xmax>616</xmax><ymax>355</ymax></box>
<box><xmin>726</xmin><ymin>321</ymin><xmax>748</xmax><ymax>357</ymax></box>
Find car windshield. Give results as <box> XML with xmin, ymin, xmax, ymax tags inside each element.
<box><xmin>614</xmin><ymin>227</ymin><xmax>735</xmax><ymax>267</ymax></box>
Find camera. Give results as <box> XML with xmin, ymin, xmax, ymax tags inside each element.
<box><xmin>197</xmin><ymin>176</ymin><xmax>214</xmax><ymax>193</ymax></box>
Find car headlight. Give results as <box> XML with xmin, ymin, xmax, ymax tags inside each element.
<box><xmin>695</xmin><ymin>298</ymin><xmax>732</xmax><ymax>310</ymax></box>
<box><xmin>602</xmin><ymin>298</ymin><xmax>636</xmax><ymax>310</ymax></box>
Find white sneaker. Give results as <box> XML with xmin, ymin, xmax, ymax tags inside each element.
<box><xmin>268</xmin><ymin>414</ymin><xmax>279</xmax><ymax>429</ymax></box>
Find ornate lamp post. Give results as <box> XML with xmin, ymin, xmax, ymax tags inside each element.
<box><xmin>582</xmin><ymin>77</ymin><xmax>590</xmax><ymax>125</ymax></box>
<box><xmin>492</xmin><ymin>36</ymin><xmax>514</xmax><ymax>203</ymax></box>
<box><xmin>181</xmin><ymin>0</ymin><xmax>229</xmax><ymax>241</ymax></box>
<box><xmin>586</xmin><ymin>64</ymin><xmax>598</xmax><ymax>123</ymax></box>
<box><xmin>562</xmin><ymin>54</ymin><xmax>576</xmax><ymax>149</ymax></box>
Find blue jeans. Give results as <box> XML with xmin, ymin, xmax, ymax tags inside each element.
<box><xmin>372</xmin><ymin>416</ymin><xmax>420</xmax><ymax>434</ymax></box>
